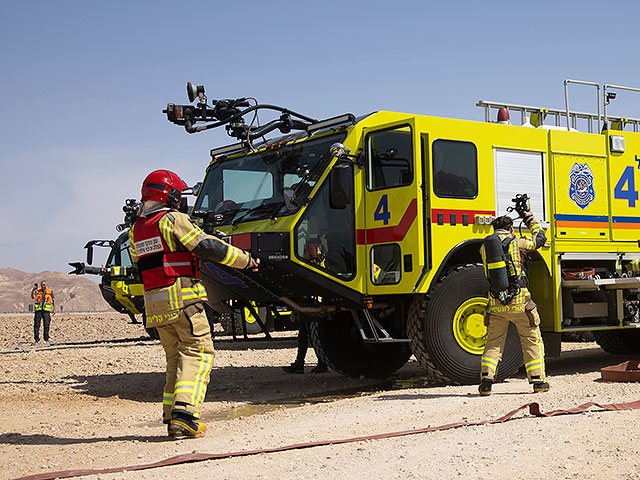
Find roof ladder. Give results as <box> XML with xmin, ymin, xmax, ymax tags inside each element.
<box><xmin>563</xmin><ymin>79</ymin><xmax>601</xmax><ymax>132</ymax></box>
<box><xmin>477</xmin><ymin>79</ymin><xmax>640</xmax><ymax>133</ymax></box>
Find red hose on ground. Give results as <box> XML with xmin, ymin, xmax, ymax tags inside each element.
<box><xmin>16</xmin><ymin>399</ymin><xmax>640</xmax><ymax>480</ymax></box>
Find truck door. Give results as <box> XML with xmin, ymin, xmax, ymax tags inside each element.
<box><xmin>361</xmin><ymin>120</ymin><xmax>425</xmax><ymax>294</ymax></box>
<box><xmin>549</xmin><ymin>130</ymin><xmax>610</xmax><ymax>240</ymax></box>
<box><xmin>608</xmin><ymin>131</ymin><xmax>640</xmax><ymax>240</ymax></box>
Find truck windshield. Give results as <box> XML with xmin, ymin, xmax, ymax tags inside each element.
<box><xmin>193</xmin><ymin>132</ymin><xmax>346</xmax><ymax>226</ymax></box>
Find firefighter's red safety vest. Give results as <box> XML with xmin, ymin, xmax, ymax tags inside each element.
<box><xmin>132</xmin><ymin>211</ymin><xmax>200</xmax><ymax>291</ymax></box>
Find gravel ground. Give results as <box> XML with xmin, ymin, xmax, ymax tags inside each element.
<box><xmin>0</xmin><ymin>313</ymin><xmax>639</xmax><ymax>480</ymax></box>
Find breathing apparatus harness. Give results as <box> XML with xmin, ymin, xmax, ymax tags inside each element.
<box><xmin>484</xmin><ymin>234</ymin><xmax>524</xmax><ymax>305</ymax></box>
<box><xmin>484</xmin><ymin>194</ymin><xmax>531</xmax><ymax>305</ymax></box>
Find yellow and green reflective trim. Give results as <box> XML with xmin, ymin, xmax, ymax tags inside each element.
<box><xmin>128</xmin><ymin>225</ymin><xmax>138</xmax><ymax>261</ymax></box>
<box><xmin>159</xmin><ymin>216</ymin><xmax>174</xmax><ymax>251</ymax></box>
<box><xmin>487</xmin><ymin>260</ymin><xmax>506</xmax><ymax>270</ymax></box>
<box><xmin>168</xmin><ymin>283</ymin><xmax>180</xmax><ymax>310</ymax></box>
<box><xmin>174</xmin><ymin>381</ymin><xmax>195</xmax><ymax>395</ymax></box>
<box><xmin>525</xmin><ymin>359</ymin><xmax>543</xmax><ymax>372</ymax></box>
<box><xmin>193</xmin><ymin>349</ymin><xmax>213</xmax><ymax>406</ymax></box>
<box><xmin>481</xmin><ymin>356</ymin><xmax>498</xmax><ymax>370</ymax></box>
<box><xmin>182</xmin><ymin>284</ymin><xmax>206</xmax><ymax>300</ymax></box>
<box><xmin>220</xmin><ymin>246</ymin><xmax>240</xmax><ymax>266</ymax></box>
<box><xmin>179</xmin><ymin>226</ymin><xmax>202</xmax><ymax>245</ymax></box>
<box><xmin>508</xmin><ymin>240</ymin><xmax>519</xmax><ymax>276</ymax></box>
<box><xmin>163</xmin><ymin>392</ymin><xmax>174</xmax><ymax>405</ymax></box>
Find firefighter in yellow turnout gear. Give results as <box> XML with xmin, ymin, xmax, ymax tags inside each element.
<box><xmin>479</xmin><ymin>212</ymin><xmax>549</xmax><ymax>395</ymax></box>
<box><xmin>129</xmin><ymin>170</ymin><xmax>257</xmax><ymax>437</ymax></box>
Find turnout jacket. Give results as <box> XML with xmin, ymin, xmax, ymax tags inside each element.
<box><xmin>480</xmin><ymin>215</ymin><xmax>546</xmax><ymax>313</ymax></box>
<box><xmin>129</xmin><ymin>207</ymin><xmax>251</xmax><ymax>327</ymax></box>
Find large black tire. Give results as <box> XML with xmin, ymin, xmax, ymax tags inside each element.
<box><xmin>593</xmin><ymin>329</ymin><xmax>640</xmax><ymax>354</ymax></box>
<box><xmin>407</xmin><ymin>264</ymin><xmax>523</xmax><ymax>385</ymax></box>
<box><xmin>562</xmin><ymin>331</ymin><xmax>596</xmax><ymax>342</ymax></box>
<box><xmin>309</xmin><ymin>311</ymin><xmax>412</xmax><ymax>378</ymax></box>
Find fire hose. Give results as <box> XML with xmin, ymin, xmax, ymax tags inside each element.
<box><xmin>15</xmin><ymin>398</ymin><xmax>640</xmax><ymax>480</ymax></box>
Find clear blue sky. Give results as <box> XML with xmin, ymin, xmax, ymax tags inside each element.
<box><xmin>2</xmin><ymin>0</ymin><xmax>640</xmax><ymax>273</ymax></box>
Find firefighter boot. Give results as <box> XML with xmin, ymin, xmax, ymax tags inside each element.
<box><xmin>533</xmin><ymin>381</ymin><xmax>550</xmax><ymax>393</ymax></box>
<box><xmin>168</xmin><ymin>410</ymin><xmax>207</xmax><ymax>438</ymax></box>
<box><xmin>478</xmin><ymin>379</ymin><xmax>493</xmax><ymax>396</ymax></box>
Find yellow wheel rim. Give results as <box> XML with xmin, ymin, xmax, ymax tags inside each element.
<box><xmin>452</xmin><ymin>297</ymin><xmax>488</xmax><ymax>355</ymax></box>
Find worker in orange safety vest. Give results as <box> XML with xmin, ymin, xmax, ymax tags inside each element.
<box><xmin>31</xmin><ymin>280</ymin><xmax>55</xmax><ymax>343</ymax></box>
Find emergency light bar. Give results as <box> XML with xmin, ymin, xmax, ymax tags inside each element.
<box><xmin>209</xmin><ymin>142</ymin><xmax>246</xmax><ymax>159</ymax></box>
<box><xmin>306</xmin><ymin>114</ymin><xmax>356</xmax><ymax>133</ymax></box>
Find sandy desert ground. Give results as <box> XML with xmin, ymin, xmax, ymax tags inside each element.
<box><xmin>1</xmin><ymin>312</ymin><xmax>639</xmax><ymax>480</ymax></box>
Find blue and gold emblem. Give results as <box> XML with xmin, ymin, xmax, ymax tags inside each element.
<box><xmin>569</xmin><ymin>163</ymin><xmax>595</xmax><ymax>209</ymax></box>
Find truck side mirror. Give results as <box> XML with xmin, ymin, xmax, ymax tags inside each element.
<box><xmin>86</xmin><ymin>245</ymin><xmax>94</xmax><ymax>265</ymax></box>
<box><xmin>329</xmin><ymin>164</ymin><xmax>353</xmax><ymax>209</ymax></box>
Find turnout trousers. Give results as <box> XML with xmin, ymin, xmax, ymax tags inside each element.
<box><xmin>481</xmin><ymin>306</ymin><xmax>546</xmax><ymax>383</ymax></box>
<box><xmin>156</xmin><ymin>306</ymin><xmax>215</xmax><ymax>422</ymax></box>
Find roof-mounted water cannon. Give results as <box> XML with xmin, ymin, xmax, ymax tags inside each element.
<box><xmin>163</xmin><ymin>82</ymin><xmax>357</xmax><ymax>153</ymax></box>
<box><xmin>164</xmin><ymin>82</ymin><xmax>252</xmax><ymax>134</ymax></box>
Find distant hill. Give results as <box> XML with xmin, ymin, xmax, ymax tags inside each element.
<box><xmin>0</xmin><ymin>268</ymin><xmax>110</xmax><ymax>313</ymax></box>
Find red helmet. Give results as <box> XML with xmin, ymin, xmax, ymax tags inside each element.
<box><xmin>141</xmin><ymin>170</ymin><xmax>188</xmax><ymax>207</ymax></box>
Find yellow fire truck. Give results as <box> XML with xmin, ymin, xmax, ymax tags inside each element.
<box><xmin>164</xmin><ymin>79</ymin><xmax>640</xmax><ymax>383</ymax></box>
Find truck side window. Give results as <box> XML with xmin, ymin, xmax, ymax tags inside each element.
<box><xmin>432</xmin><ymin>139</ymin><xmax>478</xmax><ymax>199</ymax></box>
<box><xmin>371</xmin><ymin>243</ymin><xmax>401</xmax><ymax>284</ymax></box>
<box><xmin>119</xmin><ymin>240</ymin><xmax>133</xmax><ymax>268</ymax></box>
<box><xmin>366</xmin><ymin>126</ymin><xmax>413</xmax><ymax>190</ymax></box>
